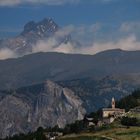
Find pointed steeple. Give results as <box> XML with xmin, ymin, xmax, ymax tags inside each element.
<box><xmin>112</xmin><ymin>97</ymin><xmax>115</xmax><ymax>109</ymax></box>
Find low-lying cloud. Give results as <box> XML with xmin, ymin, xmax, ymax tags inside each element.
<box><xmin>0</xmin><ymin>0</ymin><xmax>20</xmax><ymax>6</ymax></box>
<box><xmin>120</xmin><ymin>22</ymin><xmax>140</xmax><ymax>33</ymax></box>
<box><xmin>0</xmin><ymin>34</ymin><xmax>140</xmax><ymax>60</ymax></box>
<box><xmin>84</xmin><ymin>35</ymin><xmax>140</xmax><ymax>54</ymax></box>
<box><xmin>0</xmin><ymin>48</ymin><xmax>17</xmax><ymax>60</ymax></box>
<box><xmin>0</xmin><ymin>0</ymin><xmax>116</xmax><ymax>6</ymax></box>
<box><xmin>33</xmin><ymin>34</ymin><xmax>140</xmax><ymax>55</ymax></box>
<box><xmin>0</xmin><ymin>0</ymin><xmax>80</xmax><ymax>6</ymax></box>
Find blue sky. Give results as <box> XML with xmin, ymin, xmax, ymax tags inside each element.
<box><xmin>0</xmin><ymin>0</ymin><xmax>140</xmax><ymax>44</ymax></box>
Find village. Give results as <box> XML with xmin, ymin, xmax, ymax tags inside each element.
<box><xmin>86</xmin><ymin>97</ymin><xmax>125</xmax><ymax>126</ymax></box>
<box><xmin>45</xmin><ymin>97</ymin><xmax>130</xmax><ymax>140</ymax></box>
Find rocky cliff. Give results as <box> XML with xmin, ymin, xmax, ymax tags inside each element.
<box><xmin>0</xmin><ymin>80</ymin><xmax>86</xmax><ymax>138</ymax></box>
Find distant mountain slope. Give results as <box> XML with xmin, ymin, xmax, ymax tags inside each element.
<box><xmin>0</xmin><ymin>80</ymin><xmax>85</xmax><ymax>138</ymax></box>
<box><xmin>0</xmin><ymin>49</ymin><xmax>140</xmax><ymax>90</ymax></box>
<box><xmin>59</xmin><ymin>76</ymin><xmax>139</xmax><ymax>112</ymax></box>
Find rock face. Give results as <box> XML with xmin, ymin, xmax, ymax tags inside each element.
<box><xmin>0</xmin><ymin>80</ymin><xmax>86</xmax><ymax>138</ymax></box>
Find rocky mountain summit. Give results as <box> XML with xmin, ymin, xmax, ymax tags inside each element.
<box><xmin>21</xmin><ymin>18</ymin><xmax>59</xmax><ymax>38</ymax></box>
<box><xmin>0</xmin><ymin>18</ymin><xmax>71</xmax><ymax>55</ymax></box>
<box><xmin>0</xmin><ymin>80</ymin><xmax>86</xmax><ymax>138</ymax></box>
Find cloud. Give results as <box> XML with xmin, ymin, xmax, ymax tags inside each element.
<box><xmin>0</xmin><ymin>23</ymin><xmax>101</xmax><ymax>60</ymax></box>
<box><xmin>32</xmin><ymin>23</ymin><xmax>102</xmax><ymax>53</ymax></box>
<box><xmin>0</xmin><ymin>0</ymin><xmax>117</xmax><ymax>6</ymax></box>
<box><xmin>1</xmin><ymin>22</ymin><xmax>140</xmax><ymax>60</ymax></box>
<box><xmin>32</xmin><ymin>26</ymin><xmax>75</xmax><ymax>53</ymax></box>
<box><xmin>33</xmin><ymin>34</ymin><xmax>140</xmax><ymax>55</ymax></box>
<box><xmin>56</xmin><ymin>23</ymin><xmax>101</xmax><ymax>37</ymax></box>
<box><xmin>82</xmin><ymin>35</ymin><xmax>140</xmax><ymax>54</ymax></box>
<box><xmin>0</xmin><ymin>48</ymin><xmax>17</xmax><ymax>60</ymax></box>
<box><xmin>58</xmin><ymin>23</ymin><xmax>101</xmax><ymax>45</ymax></box>
<box><xmin>27</xmin><ymin>0</ymin><xmax>80</xmax><ymax>5</ymax></box>
<box><xmin>0</xmin><ymin>0</ymin><xmax>20</xmax><ymax>6</ymax></box>
<box><xmin>0</xmin><ymin>0</ymin><xmax>80</xmax><ymax>6</ymax></box>
<box><xmin>1</xmin><ymin>34</ymin><xmax>140</xmax><ymax>60</ymax></box>
<box><xmin>120</xmin><ymin>22</ymin><xmax>140</xmax><ymax>33</ymax></box>
<box><xmin>33</xmin><ymin>40</ymin><xmax>75</xmax><ymax>54</ymax></box>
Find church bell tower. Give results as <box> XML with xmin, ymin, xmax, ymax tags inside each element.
<box><xmin>112</xmin><ymin>97</ymin><xmax>115</xmax><ymax>109</ymax></box>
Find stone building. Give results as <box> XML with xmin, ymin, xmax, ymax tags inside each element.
<box><xmin>102</xmin><ymin>97</ymin><xmax>125</xmax><ymax>118</ymax></box>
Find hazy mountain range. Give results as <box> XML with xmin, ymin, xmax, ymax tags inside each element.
<box><xmin>0</xmin><ymin>49</ymin><xmax>140</xmax><ymax>89</ymax></box>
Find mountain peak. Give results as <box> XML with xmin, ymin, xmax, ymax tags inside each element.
<box><xmin>21</xmin><ymin>18</ymin><xmax>59</xmax><ymax>37</ymax></box>
<box><xmin>22</xmin><ymin>21</ymin><xmax>36</xmax><ymax>33</ymax></box>
<box><xmin>0</xmin><ymin>18</ymin><xmax>76</xmax><ymax>56</ymax></box>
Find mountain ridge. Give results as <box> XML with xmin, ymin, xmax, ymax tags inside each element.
<box><xmin>0</xmin><ymin>49</ymin><xmax>140</xmax><ymax>89</ymax></box>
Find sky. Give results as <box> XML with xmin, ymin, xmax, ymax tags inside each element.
<box><xmin>0</xmin><ymin>0</ymin><xmax>140</xmax><ymax>59</ymax></box>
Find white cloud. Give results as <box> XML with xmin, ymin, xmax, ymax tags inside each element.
<box><xmin>0</xmin><ymin>48</ymin><xmax>17</xmax><ymax>60</ymax></box>
<box><xmin>33</xmin><ymin>34</ymin><xmax>140</xmax><ymax>55</ymax></box>
<box><xmin>1</xmin><ymin>22</ymin><xmax>140</xmax><ymax>60</ymax></box>
<box><xmin>33</xmin><ymin>40</ymin><xmax>75</xmax><ymax>54</ymax></box>
<box><xmin>75</xmin><ymin>23</ymin><xmax>101</xmax><ymax>35</ymax></box>
<box><xmin>0</xmin><ymin>0</ymin><xmax>117</xmax><ymax>6</ymax></box>
<box><xmin>0</xmin><ymin>0</ymin><xmax>20</xmax><ymax>6</ymax></box>
<box><xmin>55</xmin><ymin>25</ymin><xmax>75</xmax><ymax>37</ymax></box>
<box><xmin>81</xmin><ymin>35</ymin><xmax>140</xmax><ymax>54</ymax></box>
<box><xmin>32</xmin><ymin>27</ymin><xmax>75</xmax><ymax>53</ymax></box>
<box><xmin>120</xmin><ymin>22</ymin><xmax>140</xmax><ymax>32</ymax></box>
<box><xmin>56</xmin><ymin>23</ymin><xmax>101</xmax><ymax>36</ymax></box>
<box><xmin>26</xmin><ymin>0</ymin><xmax>80</xmax><ymax>5</ymax></box>
<box><xmin>59</xmin><ymin>23</ymin><xmax>101</xmax><ymax>45</ymax></box>
<box><xmin>0</xmin><ymin>0</ymin><xmax>80</xmax><ymax>6</ymax></box>
<box><xmin>1</xmin><ymin>34</ymin><xmax>140</xmax><ymax>60</ymax></box>
<box><xmin>33</xmin><ymin>23</ymin><xmax>102</xmax><ymax>53</ymax></box>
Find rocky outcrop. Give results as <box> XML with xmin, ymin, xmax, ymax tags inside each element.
<box><xmin>0</xmin><ymin>80</ymin><xmax>86</xmax><ymax>138</ymax></box>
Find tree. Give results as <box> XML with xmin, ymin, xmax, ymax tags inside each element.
<box><xmin>35</xmin><ymin>127</ymin><xmax>46</xmax><ymax>140</ymax></box>
<box><xmin>121</xmin><ymin>117</ymin><xmax>138</xmax><ymax>126</ymax></box>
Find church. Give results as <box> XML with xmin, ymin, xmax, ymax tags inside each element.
<box><xmin>102</xmin><ymin>97</ymin><xmax>125</xmax><ymax>118</ymax></box>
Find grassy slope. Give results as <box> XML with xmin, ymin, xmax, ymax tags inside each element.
<box><xmin>58</xmin><ymin>119</ymin><xmax>140</xmax><ymax>140</ymax></box>
<box><xmin>58</xmin><ymin>126</ymin><xmax>140</xmax><ymax>140</ymax></box>
<box><xmin>59</xmin><ymin>135</ymin><xmax>110</xmax><ymax>140</ymax></box>
<box><xmin>95</xmin><ymin>127</ymin><xmax>140</xmax><ymax>140</ymax></box>
<box><xmin>126</xmin><ymin>112</ymin><xmax>140</xmax><ymax>118</ymax></box>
